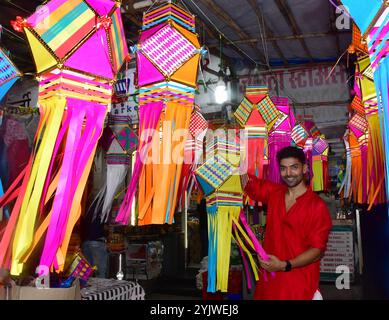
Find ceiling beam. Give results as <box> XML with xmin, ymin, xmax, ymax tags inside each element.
<box><xmin>124</xmin><ymin>1</ymin><xmax>234</xmax><ymax>67</ymax></box>
<box><xmin>122</xmin><ymin>0</ymin><xmax>142</xmax><ymax>27</ymax></box>
<box><xmin>198</xmin><ymin>0</ymin><xmax>268</xmax><ymax>66</ymax></box>
<box><xmin>274</xmin><ymin>0</ymin><xmax>313</xmax><ymax>61</ymax></box>
<box><xmin>246</xmin><ymin>0</ymin><xmax>288</xmax><ymax>66</ymax></box>
<box><xmin>219</xmin><ymin>30</ymin><xmax>351</xmax><ymax>45</ymax></box>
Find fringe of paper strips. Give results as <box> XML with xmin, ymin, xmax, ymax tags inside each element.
<box><xmin>115</xmin><ymin>2</ymin><xmax>203</xmax><ymax>226</ymax></box>
<box><xmin>0</xmin><ymin>0</ymin><xmax>129</xmax><ymax>275</ymax></box>
<box><xmin>89</xmin><ymin>114</ymin><xmax>138</xmax><ymax>223</ymax></box>
<box><xmin>176</xmin><ymin>105</ymin><xmax>208</xmax><ymax>211</ymax></box>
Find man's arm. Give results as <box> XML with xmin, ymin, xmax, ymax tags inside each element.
<box><xmin>244</xmin><ymin>174</ymin><xmax>279</xmax><ymax>204</ymax></box>
<box><xmin>258</xmin><ymin>248</ymin><xmax>323</xmax><ymax>272</ymax></box>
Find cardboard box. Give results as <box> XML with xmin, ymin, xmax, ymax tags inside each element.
<box><xmin>0</xmin><ymin>279</ymin><xmax>81</xmax><ymax>300</ymax></box>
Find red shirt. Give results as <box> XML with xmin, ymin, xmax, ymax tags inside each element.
<box><xmin>245</xmin><ymin>177</ymin><xmax>332</xmax><ymax>300</ymax></box>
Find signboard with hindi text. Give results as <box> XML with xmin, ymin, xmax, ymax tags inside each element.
<box><xmin>237</xmin><ymin>64</ymin><xmax>350</xmax><ymax>105</ymax></box>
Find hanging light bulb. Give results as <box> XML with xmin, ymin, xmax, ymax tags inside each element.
<box><xmin>214</xmin><ymin>78</ymin><xmax>228</xmax><ymax>104</ymax></box>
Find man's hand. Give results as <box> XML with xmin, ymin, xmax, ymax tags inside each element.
<box><xmin>258</xmin><ymin>255</ymin><xmax>287</xmax><ymax>272</ymax></box>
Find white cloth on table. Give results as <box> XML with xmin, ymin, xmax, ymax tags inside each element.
<box><xmin>81</xmin><ymin>278</ymin><xmax>145</xmax><ymax>300</ymax></box>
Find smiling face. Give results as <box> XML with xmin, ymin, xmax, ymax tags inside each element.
<box><xmin>279</xmin><ymin>157</ymin><xmax>308</xmax><ymax>188</ymax></box>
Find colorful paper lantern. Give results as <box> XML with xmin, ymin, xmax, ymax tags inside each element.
<box><xmin>341</xmin><ymin>0</ymin><xmax>389</xmax><ymax>205</ymax></box>
<box><xmin>234</xmin><ymin>86</ymin><xmax>280</xmax><ymax>206</ymax></box>
<box><xmin>195</xmin><ymin>128</ymin><xmax>271</xmax><ymax>293</ymax></box>
<box><xmin>0</xmin><ymin>0</ymin><xmax>128</xmax><ymax>275</ymax></box>
<box><xmin>267</xmin><ymin>97</ymin><xmax>295</xmax><ymax>183</ymax></box>
<box><xmin>116</xmin><ymin>2</ymin><xmax>203</xmax><ymax>226</ymax></box>
<box><xmin>195</xmin><ymin>129</ymin><xmax>243</xmax><ymax>293</ymax></box>
<box><xmin>15</xmin><ymin>0</ymin><xmax>128</xmax><ymax>78</ymax></box>
<box><xmin>340</xmin><ymin>56</ymin><xmax>385</xmax><ymax>206</ymax></box>
<box><xmin>312</xmin><ymin>136</ymin><xmax>330</xmax><ymax>192</ymax></box>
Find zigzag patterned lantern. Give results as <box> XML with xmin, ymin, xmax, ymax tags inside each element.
<box><xmin>116</xmin><ymin>2</ymin><xmax>202</xmax><ymax>226</ymax></box>
<box><xmin>234</xmin><ymin>86</ymin><xmax>280</xmax><ymax>205</ymax></box>
<box><xmin>0</xmin><ymin>0</ymin><xmax>129</xmax><ymax>275</ymax></box>
<box><xmin>267</xmin><ymin>97</ymin><xmax>295</xmax><ymax>183</ymax></box>
<box><xmin>291</xmin><ymin>120</ymin><xmax>325</xmax><ymax>188</ymax></box>
<box><xmin>312</xmin><ymin>136</ymin><xmax>330</xmax><ymax>192</ymax></box>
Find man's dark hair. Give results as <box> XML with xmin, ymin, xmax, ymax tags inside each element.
<box><xmin>277</xmin><ymin>146</ymin><xmax>306</xmax><ymax>165</ymax></box>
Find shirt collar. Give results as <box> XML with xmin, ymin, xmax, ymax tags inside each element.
<box><xmin>296</xmin><ymin>185</ymin><xmax>313</xmax><ymax>201</ymax></box>
<box><xmin>283</xmin><ymin>184</ymin><xmax>312</xmax><ymax>200</ymax></box>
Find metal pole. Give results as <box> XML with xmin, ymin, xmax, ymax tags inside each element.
<box><xmin>184</xmin><ymin>190</ymin><xmax>188</xmax><ymax>270</ymax></box>
<box><xmin>355</xmin><ymin>209</ymin><xmax>363</xmax><ymax>275</ymax></box>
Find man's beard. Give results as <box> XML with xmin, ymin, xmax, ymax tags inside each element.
<box><xmin>281</xmin><ymin>174</ymin><xmax>304</xmax><ymax>188</ymax></box>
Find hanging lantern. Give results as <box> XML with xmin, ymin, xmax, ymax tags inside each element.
<box><xmin>340</xmin><ymin>0</ymin><xmax>389</xmax><ymax>205</ymax></box>
<box><xmin>234</xmin><ymin>86</ymin><xmax>280</xmax><ymax>205</ymax></box>
<box><xmin>267</xmin><ymin>97</ymin><xmax>295</xmax><ymax>183</ymax></box>
<box><xmin>0</xmin><ymin>0</ymin><xmax>129</xmax><ymax>275</ymax></box>
<box><xmin>312</xmin><ymin>136</ymin><xmax>330</xmax><ymax>192</ymax></box>
<box><xmin>116</xmin><ymin>2</ymin><xmax>203</xmax><ymax>226</ymax></box>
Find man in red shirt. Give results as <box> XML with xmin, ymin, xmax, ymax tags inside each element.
<box><xmin>245</xmin><ymin>146</ymin><xmax>332</xmax><ymax>300</ymax></box>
